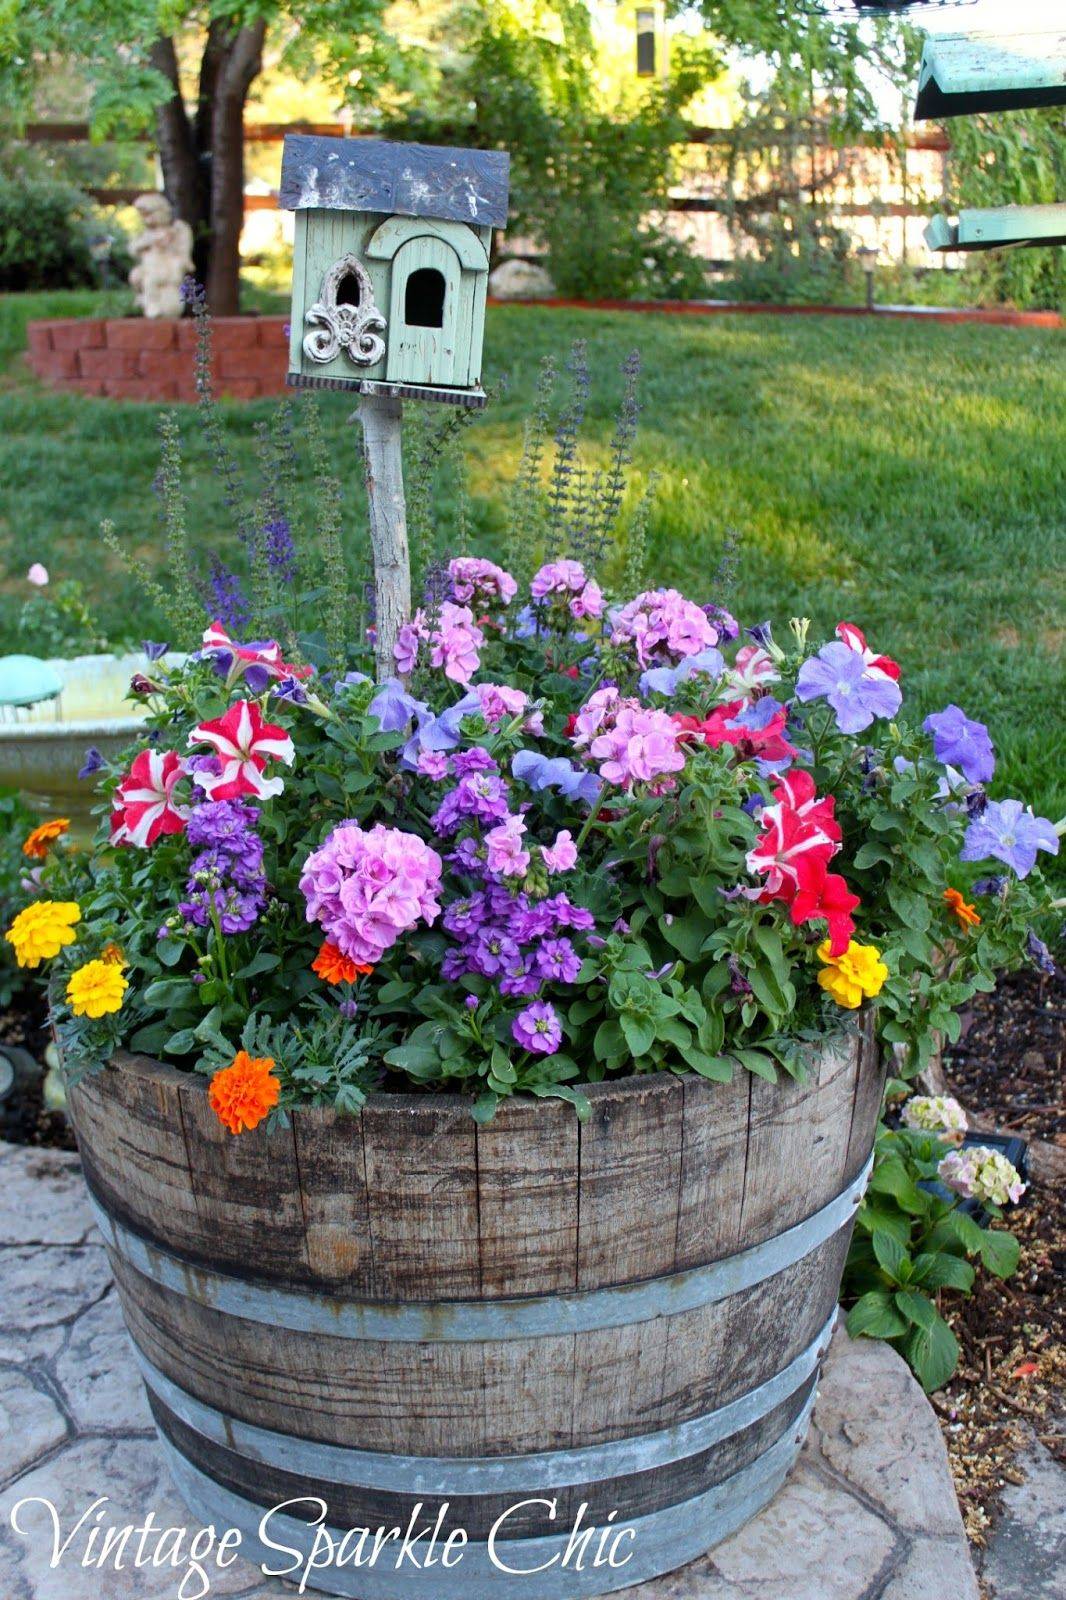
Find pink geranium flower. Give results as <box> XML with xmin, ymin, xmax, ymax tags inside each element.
<box><xmin>448</xmin><ymin>558</ymin><xmax>517</xmax><ymax>607</ymax></box>
<box><xmin>187</xmin><ymin>701</ymin><xmax>294</xmax><ymax>801</ymax></box>
<box><xmin>588</xmin><ymin>704</ymin><xmax>686</xmax><ymax>788</ymax></box>
<box><xmin>542</xmin><ymin>830</ymin><xmax>578</xmax><ymax>873</ymax></box>
<box><xmin>485</xmin><ymin>814</ymin><xmax>531</xmax><ymax>878</ymax></box>
<box><xmin>429</xmin><ymin>603</ymin><xmax>484</xmax><ymax>685</ymax></box>
<box><xmin>109</xmin><ymin>749</ymin><xmax>189</xmax><ymax>848</ymax></box>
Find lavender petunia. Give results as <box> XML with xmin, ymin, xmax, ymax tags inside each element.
<box><xmin>639</xmin><ymin>646</ymin><xmax>725</xmax><ymax>699</ymax></box>
<box><xmin>795</xmin><ymin>641</ymin><xmax>902</xmax><ymax>734</ymax></box>
<box><xmin>368</xmin><ymin>677</ymin><xmax>427</xmax><ymax>734</ymax></box>
<box><xmin>960</xmin><ymin>798</ymin><xmax>1059</xmax><ymax>879</ymax></box>
<box><xmin>1026</xmin><ymin>931</ymin><xmax>1058</xmax><ymax>976</ymax></box>
<box><xmin>511</xmin><ymin>750</ymin><xmax>602</xmax><ymax>807</ymax></box>
<box><xmin>923</xmin><ymin>704</ymin><xmax>995</xmax><ymax>785</ymax></box>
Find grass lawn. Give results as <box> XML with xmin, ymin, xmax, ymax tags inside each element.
<box><xmin>1</xmin><ymin>288</ymin><xmax>1063</xmax><ymax>836</ymax></box>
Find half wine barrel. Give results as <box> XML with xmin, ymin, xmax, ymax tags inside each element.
<box><xmin>67</xmin><ymin>1016</ymin><xmax>882</xmax><ymax>1599</ymax></box>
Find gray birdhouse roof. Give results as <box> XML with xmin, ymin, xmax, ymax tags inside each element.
<box><xmin>280</xmin><ymin>135</ymin><xmax>510</xmax><ymax>229</ymax></box>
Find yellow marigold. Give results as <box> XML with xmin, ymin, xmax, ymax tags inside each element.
<box><xmin>22</xmin><ymin>818</ymin><xmax>70</xmax><ymax>859</ymax></box>
<box><xmin>943</xmin><ymin>887</ymin><xmax>980</xmax><ymax>930</ymax></box>
<box><xmin>66</xmin><ymin>959</ymin><xmax>128</xmax><ymax>1019</ymax></box>
<box><xmin>5</xmin><ymin>901</ymin><xmax>80</xmax><ymax>968</ymax></box>
<box><xmin>817</xmin><ymin>939</ymin><xmax>888</xmax><ymax>1010</ymax></box>
<box><xmin>208</xmin><ymin>1051</ymin><xmax>281</xmax><ymax>1135</ymax></box>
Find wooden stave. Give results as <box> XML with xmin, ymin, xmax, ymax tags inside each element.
<box><xmin>68</xmin><ymin>1023</ymin><xmax>883</xmax><ymax>1586</ymax></box>
<box><xmin>67</xmin><ymin>1014</ymin><xmax>879</xmax><ymax>1301</ymax></box>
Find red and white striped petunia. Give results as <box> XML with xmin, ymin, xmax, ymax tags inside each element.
<box><xmin>836</xmin><ymin>622</ymin><xmax>900</xmax><ymax>683</ymax></box>
<box><xmin>109</xmin><ymin>749</ymin><xmax>190</xmax><ymax>849</ymax></box>
<box><xmin>201</xmin><ymin>622</ymin><xmax>313</xmax><ymax>684</ymax></box>
<box><xmin>187</xmin><ymin>701</ymin><xmax>294</xmax><ymax>801</ymax></box>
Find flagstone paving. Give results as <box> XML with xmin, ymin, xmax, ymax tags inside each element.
<box><xmin>0</xmin><ymin>1137</ymin><xmax>1009</xmax><ymax>1600</ymax></box>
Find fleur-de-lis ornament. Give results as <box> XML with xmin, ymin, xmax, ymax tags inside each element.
<box><xmin>302</xmin><ymin>255</ymin><xmax>387</xmax><ymax>367</ymax></box>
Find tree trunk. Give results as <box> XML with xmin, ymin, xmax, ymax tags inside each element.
<box><xmin>204</xmin><ymin>21</ymin><xmax>266</xmax><ymax>317</ymax></box>
<box><xmin>150</xmin><ymin>37</ymin><xmax>208</xmax><ymax>281</ymax></box>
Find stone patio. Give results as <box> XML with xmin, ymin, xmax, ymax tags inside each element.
<box><xmin>0</xmin><ymin>1138</ymin><xmax>999</xmax><ymax>1600</ymax></box>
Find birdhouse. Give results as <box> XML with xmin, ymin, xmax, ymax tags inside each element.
<box><xmin>280</xmin><ymin>135</ymin><xmax>510</xmax><ymax>409</ymax></box>
<box><xmin>915</xmin><ymin>30</ymin><xmax>1066</xmax><ymax>120</ymax></box>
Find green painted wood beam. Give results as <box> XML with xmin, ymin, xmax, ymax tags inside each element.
<box><xmin>924</xmin><ymin>204</ymin><xmax>1066</xmax><ymax>253</ymax></box>
<box><xmin>915</xmin><ymin>29</ymin><xmax>1066</xmax><ymax>119</ymax></box>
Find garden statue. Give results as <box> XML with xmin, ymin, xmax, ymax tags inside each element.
<box><xmin>128</xmin><ymin>193</ymin><xmax>193</xmax><ymax>319</ymax></box>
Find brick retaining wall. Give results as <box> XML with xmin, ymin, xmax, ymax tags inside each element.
<box><xmin>26</xmin><ymin>316</ymin><xmax>289</xmax><ymax>401</ymax></box>
<box><xmin>26</xmin><ymin>299</ymin><xmax>1060</xmax><ymax>404</ymax></box>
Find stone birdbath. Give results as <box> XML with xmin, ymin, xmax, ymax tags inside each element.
<box><xmin>0</xmin><ymin>652</ymin><xmax>160</xmax><ymax>840</ymax></box>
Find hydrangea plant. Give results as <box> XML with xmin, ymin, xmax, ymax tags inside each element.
<box><xmin>6</xmin><ymin>568</ymin><xmax>1059</xmax><ymax>1146</ymax></box>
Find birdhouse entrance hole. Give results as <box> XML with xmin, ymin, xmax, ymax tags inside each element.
<box><xmin>335</xmin><ymin>271</ymin><xmax>363</xmax><ymax>308</ymax></box>
<box><xmin>405</xmin><ymin>267</ymin><xmax>446</xmax><ymax>328</ymax></box>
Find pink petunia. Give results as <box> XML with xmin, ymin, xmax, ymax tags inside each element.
<box><xmin>110</xmin><ymin>749</ymin><xmax>190</xmax><ymax>848</ymax></box>
<box><xmin>187</xmin><ymin>701</ymin><xmax>294</xmax><ymax>801</ymax></box>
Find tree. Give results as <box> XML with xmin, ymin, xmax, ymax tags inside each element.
<box><xmin>0</xmin><ymin>2</ymin><xmax>413</xmax><ymax>314</ymax></box>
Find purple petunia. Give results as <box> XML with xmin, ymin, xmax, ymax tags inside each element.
<box><xmin>511</xmin><ymin>749</ymin><xmax>603</xmax><ymax>807</ymax></box>
<box><xmin>512</xmin><ymin>999</ymin><xmax>562</xmax><ymax>1055</ymax></box>
<box><xmin>795</xmin><ymin>641</ymin><xmax>902</xmax><ymax>734</ymax></box>
<box><xmin>78</xmin><ymin>746</ymin><xmax>104</xmax><ymax>780</ymax></box>
<box><xmin>923</xmin><ymin>705</ymin><xmax>995</xmax><ymax>785</ymax></box>
<box><xmin>960</xmin><ymin>798</ymin><xmax>1059</xmax><ymax>879</ymax></box>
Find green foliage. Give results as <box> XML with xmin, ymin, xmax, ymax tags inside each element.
<box><xmin>0</xmin><ymin>175</ymin><xmax>111</xmax><ymax>293</ymax></box>
<box><xmin>844</xmin><ymin>1122</ymin><xmax>1021</xmax><ymax>1391</ymax></box>
<box><xmin>0</xmin><ymin>793</ymin><xmax>40</xmax><ymax>1009</ymax></box>
<box><xmin>18</xmin><ymin>576</ymin><xmax>111</xmax><ymax>656</ymax></box>
<box><xmin>947</xmin><ymin>109</ymin><xmax>1066</xmax><ymax>313</ymax></box>
<box><xmin>386</xmin><ymin>0</ymin><xmax>716</xmax><ymax>299</ymax></box>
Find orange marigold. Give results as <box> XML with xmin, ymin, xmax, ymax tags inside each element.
<box><xmin>312</xmin><ymin>940</ymin><xmax>373</xmax><ymax>985</ymax></box>
<box><xmin>944</xmin><ymin>887</ymin><xmax>981</xmax><ymax>930</ymax></box>
<box><xmin>208</xmin><ymin>1051</ymin><xmax>280</xmax><ymax>1135</ymax></box>
<box><xmin>22</xmin><ymin>818</ymin><xmax>70</xmax><ymax>859</ymax></box>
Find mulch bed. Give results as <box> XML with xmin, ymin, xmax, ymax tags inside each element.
<box><xmin>938</xmin><ymin>964</ymin><xmax>1065</xmax><ymax>1547</ymax></box>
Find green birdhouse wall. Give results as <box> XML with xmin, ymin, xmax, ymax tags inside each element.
<box><xmin>280</xmin><ymin>136</ymin><xmax>509</xmax><ymax>407</ymax></box>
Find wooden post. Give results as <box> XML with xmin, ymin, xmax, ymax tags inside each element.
<box><xmin>355</xmin><ymin>393</ymin><xmax>411</xmax><ymax>682</ymax></box>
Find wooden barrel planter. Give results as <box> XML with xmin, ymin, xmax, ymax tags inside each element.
<box><xmin>67</xmin><ymin>1018</ymin><xmax>882</xmax><ymax>1598</ymax></box>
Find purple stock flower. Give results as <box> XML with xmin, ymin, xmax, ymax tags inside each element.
<box><xmin>960</xmin><ymin>799</ymin><xmax>1059</xmax><ymax>879</ymax></box>
<box><xmin>512</xmin><ymin>1000</ymin><xmax>562</xmax><ymax>1055</ymax></box>
<box><xmin>537</xmin><ymin>938</ymin><xmax>582</xmax><ymax>983</ymax></box>
<box><xmin>79</xmin><ymin>747</ymin><xmax>104</xmax><ymax>780</ymax></box>
<box><xmin>923</xmin><ymin>705</ymin><xmax>995</xmax><ymax>785</ymax></box>
<box><xmin>795</xmin><ymin>641</ymin><xmax>902</xmax><ymax>734</ymax></box>
<box><xmin>181</xmin><ymin>800</ymin><xmax>267</xmax><ymax>933</ymax></box>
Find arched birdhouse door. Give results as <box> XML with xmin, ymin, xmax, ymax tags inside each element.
<box><xmin>388</xmin><ymin>235</ymin><xmax>462</xmax><ymax>385</ymax></box>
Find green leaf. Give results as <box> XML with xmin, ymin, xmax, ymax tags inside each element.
<box><xmin>978</xmin><ymin>1228</ymin><xmax>1021</xmax><ymax>1279</ymax></box>
<box><xmin>383</xmin><ymin>1043</ymin><xmax>440</xmax><ymax>1076</ymax></box>
<box><xmin>143</xmin><ymin>977</ymin><xmax>195</xmax><ymax>1010</ymax></box>
<box><xmin>659</xmin><ymin>912</ymin><xmax>712</xmax><ymax>961</ymax></box>
<box><xmin>471</xmin><ymin>1092</ymin><xmax>499</xmax><ymax>1124</ymax></box>
<box><xmin>894</xmin><ymin>1289</ymin><xmax>937</xmax><ymax>1330</ymax></box>
<box><xmin>868</xmin><ymin>1158</ymin><xmax>930</xmax><ymax>1215</ymax></box>
<box><xmin>234</xmin><ymin>951</ymin><xmax>280</xmax><ymax>980</ymax></box>
<box><xmin>684</xmin><ymin>1051</ymin><xmax>733</xmax><ymax>1082</ymax></box>
<box><xmin>162</xmin><ymin>1029</ymin><xmax>197</xmax><ymax>1057</ymax></box>
<box><xmin>846</xmin><ymin>1290</ymin><xmax>909</xmax><ymax>1339</ymax></box>
<box><xmin>620</xmin><ymin>1013</ymin><xmax>656</xmax><ymax>1057</ymax></box>
<box><xmin>901</xmin><ymin>1312</ymin><xmax>959</xmax><ymax>1392</ymax></box>
<box><xmin>910</xmin><ymin>1252</ymin><xmax>975</xmax><ymax>1293</ymax></box>
<box><xmin>872</xmin><ymin>1228</ymin><xmax>910</xmax><ymax>1284</ymax></box>
<box><xmin>734</xmin><ymin>1048</ymin><xmax>777</xmax><ymax>1082</ymax></box>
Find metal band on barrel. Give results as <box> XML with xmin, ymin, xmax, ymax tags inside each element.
<box><xmin>133</xmin><ymin>1307</ymin><xmax>834</xmax><ymax>1493</ymax></box>
<box><xmin>87</xmin><ymin>1153</ymin><xmax>869</xmax><ymax>1344</ymax></box>
<box><xmin>157</xmin><ymin>1390</ymin><xmax>816</xmax><ymax>1600</ymax></box>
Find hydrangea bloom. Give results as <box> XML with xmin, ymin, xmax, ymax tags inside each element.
<box><xmin>795</xmin><ymin>641</ymin><xmax>902</xmax><ymax>734</ymax></box>
<box><xmin>187</xmin><ymin>701</ymin><xmax>294</xmax><ymax>802</ymax></box>
<box><xmin>611</xmin><ymin>588</ymin><xmax>718</xmax><ymax>666</ymax></box>
<box><xmin>903</xmin><ymin>1095</ymin><xmax>968</xmax><ymax>1136</ymax></box>
<box><xmin>512</xmin><ymin>999</ymin><xmax>562</xmax><ymax>1055</ymax></box>
<box><xmin>923</xmin><ymin>705</ymin><xmax>995</xmax><ymax>785</ymax></box>
<box><xmin>938</xmin><ymin>1146</ymin><xmax>1026</xmax><ymax>1207</ymax></box>
<box><xmin>448</xmin><ymin>557</ymin><xmax>517</xmax><ymax>607</ymax></box>
<box><xmin>588</xmin><ymin>703</ymin><xmax>686</xmax><ymax>788</ymax></box>
<box><xmin>300</xmin><ymin>823</ymin><xmax>443</xmax><ymax>965</ymax></box>
<box><xmin>110</xmin><ymin>749</ymin><xmax>190</xmax><ymax>848</ymax></box>
<box><xmin>960</xmin><ymin>799</ymin><xmax>1059</xmax><ymax>879</ymax></box>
